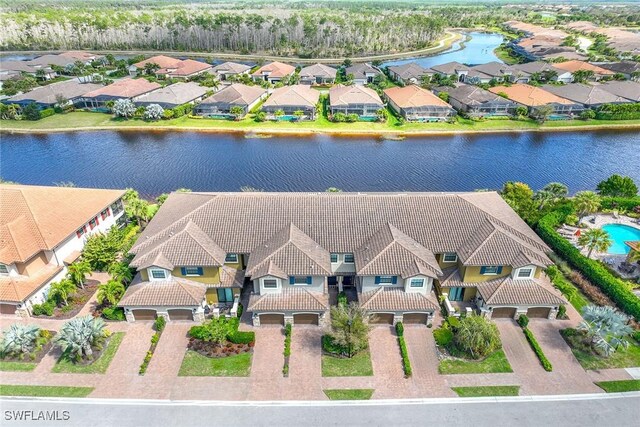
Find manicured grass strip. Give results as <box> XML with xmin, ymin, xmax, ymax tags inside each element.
<box><xmin>522</xmin><ymin>328</ymin><xmax>552</xmax><ymax>372</ymax></box>
<box><xmin>322</xmin><ymin>350</ymin><xmax>374</xmax><ymax>377</ymax></box>
<box><xmin>439</xmin><ymin>350</ymin><xmax>513</xmax><ymax>375</ymax></box>
<box><xmin>595</xmin><ymin>380</ymin><xmax>640</xmax><ymax>393</ymax></box>
<box><xmin>560</xmin><ymin>329</ymin><xmax>640</xmax><ymax>370</ymax></box>
<box><xmin>178</xmin><ymin>350</ymin><xmax>252</xmax><ymax>377</ymax></box>
<box><xmin>0</xmin><ymin>361</ymin><xmax>37</xmax><ymax>372</ymax></box>
<box><xmin>324</xmin><ymin>389</ymin><xmax>374</xmax><ymax>400</ymax></box>
<box><xmin>452</xmin><ymin>386</ymin><xmax>520</xmax><ymax>397</ymax></box>
<box><xmin>0</xmin><ymin>385</ymin><xmax>94</xmax><ymax>398</ymax></box>
<box><xmin>52</xmin><ymin>332</ymin><xmax>124</xmax><ymax>374</ymax></box>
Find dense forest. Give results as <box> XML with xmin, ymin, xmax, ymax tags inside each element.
<box><xmin>1</xmin><ymin>1</ymin><xmax>639</xmax><ymax>57</ymax></box>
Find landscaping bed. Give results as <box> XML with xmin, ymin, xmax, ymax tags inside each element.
<box><xmin>187</xmin><ymin>338</ymin><xmax>253</xmax><ymax>358</ymax></box>
<box><xmin>323</xmin><ymin>389</ymin><xmax>374</xmax><ymax>400</ymax></box>
<box><xmin>560</xmin><ymin>328</ymin><xmax>640</xmax><ymax>370</ymax></box>
<box><xmin>32</xmin><ymin>282</ymin><xmax>98</xmax><ymax>319</ymax></box>
<box><xmin>52</xmin><ymin>332</ymin><xmax>125</xmax><ymax>374</ymax></box>
<box><xmin>452</xmin><ymin>386</ymin><xmax>520</xmax><ymax>397</ymax></box>
<box><xmin>0</xmin><ymin>385</ymin><xmax>94</xmax><ymax>398</ymax></box>
<box><xmin>0</xmin><ymin>330</ymin><xmax>56</xmax><ymax>371</ymax></box>
<box><xmin>139</xmin><ymin>317</ymin><xmax>166</xmax><ymax>375</ymax></box>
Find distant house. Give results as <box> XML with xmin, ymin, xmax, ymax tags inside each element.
<box><xmin>489</xmin><ymin>84</ymin><xmax>584</xmax><ymax>118</ymax></box>
<box><xmin>79</xmin><ymin>78</ymin><xmax>161</xmax><ymax>109</ymax></box>
<box><xmin>251</xmin><ymin>61</ymin><xmax>296</xmax><ymax>84</ymax></box>
<box><xmin>466</xmin><ymin>62</ymin><xmax>515</xmax><ymax>84</ymax></box>
<box><xmin>553</xmin><ymin>60</ymin><xmax>615</xmax><ymax>81</ymax></box>
<box><xmin>209</xmin><ymin>62</ymin><xmax>251</xmax><ymax>80</ymax></box>
<box><xmin>299</xmin><ymin>63</ymin><xmax>337</xmax><ymax>85</ymax></box>
<box><xmin>5</xmin><ymin>79</ymin><xmax>103</xmax><ymax>109</ymax></box>
<box><xmin>58</xmin><ymin>51</ymin><xmax>105</xmax><ymax>64</ymax></box>
<box><xmin>511</xmin><ymin>62</ymin><xmax>573</xmax><ymax>84</ymax></box>
<box><xmin>598</xmin><ymin>61</ymin><xmax>640</xmax><ymax>80</ymax></box>
<box><xmin>345</xmin><ymin>63</ymin><xmax>382</xmax><ymax>85</ymax></box>
<box><xmin>329</xmin><ymin>84</ymin><xmax>384</xmax><ymax>118</ymax></box>
<box><xmin>434</xmin><ymin>84</ymin><xmax>518</xmax><ymax>117</ymax></box>
<box><xmin>0</xmin><ymin>61</ymin><xmax>57</xmax><ymax>80</ymax></box>
<box><xmin>383</xmin><ymin>85</ymin><xmax>455</xmax><ymax>122</ymax></box>
<box><xmin>194</xmin><ymin>84</ymin><xmax>267</xmax><ymax>118</ymax></box>
<box><xmin>130</xmin><ymin>55</ymin><xmax>212</xmax><ymax>79</ymax></box>
<box><xmin>27</xmin><ymin>54</ymin><xmax>80</xmax><ymax>69</ymax></box>
<box><xmin>431</xmin><ymin>62</ymin><xmax>470</xmax><ymax>82</ymax></box>
<box><xmin>542</xmin><ymin>83</ymin><xmax>631</xmax><ymax>109</ymax></box>
<box><xmin>387</xmin><ymin>63</ymin><xmax>433</xmax><ymax>85</ymax></box>
<box><xmin>261</xmin><ymin>85</ymin><xmax>320</xmax><ymax>120</ymax></box>
<box><xmin>133</xmin><ymin>82</ymin><xmax>209</xmax><ymax>109</ymax></box>
<box><xmin>598</xmin><ymin>81</ymin><xmax>640</xmax><ymax>102</ymax></box>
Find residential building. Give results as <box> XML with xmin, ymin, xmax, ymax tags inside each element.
<box><xmin>542</xmin><ymin>83</ymin><xmax>631</xmax><ymax>109</ymax></box>
<box><xmin>597</xmin><ymin>81</ymin><xmax>640</xmax><ymax>102</ymax></box>
<box><xmin>208</xmin><ymin>62</ymin><xmax>251</xmax><ymax>80</ymax></box>
<box><xmin>27</xmin><ymin>54</ymin><xmax>84</xmax><ymax>69</ymax></box>
<box><xmin>133</xmin><ymin>82</ymin><xmax>209</xmax><ymax>109</ymax></box>
<box><xmin>553</xmin><ymin>60</ymin><xmax>615</xmax><ymax>81</ymax></box>
<box><xmin>434</xmin><ymin>84</ymin><xmax>518</xmax><ymax>117</ymax></box>
<box><xmin>431</xmin><ymin>61</ymin><xmax>470</xmax><ymax>82</ymax></box>
<box><xmin>345</xmin><ymin>63</ymin><xmax>382</xmax><ymax>85</ymax></box>
<box><xmin>58</xmin><ymin>51</ymin><xmax>105</xmax><ymax>64</ymax></box>
<box><xmin>489</xmin><ymin>84</ymin><xmax>584</xmax><ymax>118</ymax></box>
<box><xmin>328</xmin><ymin>84</ymin><xmax>384</xmax><ymax>119</ymax></box>
<box><xmin>194</xmin><ymin>84</ymin><xmax>267</xmax><ymax>118</ymax></box>
<box><xmin>383</xmin><ymin>85</ymin><xmax>455</xmax><ymax>122</ymax></box>
<box><xmin>0</xmin><ymin>185</ymin><xmax>125</xmax><ymax>316</ymax></box>
<box><xmin>251</xmin><ymin>61</ymin><xmax>296</xmax><ymax>84</ymax></box>
<box><xmin>5</xmin><ymin>79</ymin><xmax>103</xmax><ymax>109</ymax></box>
<box><xmin>299</xmin><ymin>63</ymin><xmax>337</xmax><ymax>85</ymax></box>
<box><xmin>78</xmin><ymin>78</ymin><xmax>161</xmax><ymax>110</ymax></box>
<box><xmin>130</xmin><ymin>55</ymin><xmax>212</xmax><ymax>79</ymax></box>
<box><xmin>0</xmin><ymin>61</ymin><xmax>57</xmax><ymax>80</ymax></box>
<box><xmin>598</xmin><ymin>61</ymin><xmax>640</xmax><ymax>80</ymax></box>
<box><xmin>123</xmin><ymin>191</ymin><xmax>564</xmax><ymax>325</ymax></box>
<box><xmin>261</xmin><ymin>85</ymin><xmax>320</xmax><ymax>120</ymax></box>
<box><xmin>511</xmin><ymin>62</ymin><xmax>573</xmax><ymax>84</ymax></box>
<box><xmin>466</xmin><ymin>62</ymin><xmax>515</xmax><ymax>84</ymax></box>
<box><xmin>387</xmin><ymin>63</ymin><xmax>432</xmax><ymax>85</ymax></box>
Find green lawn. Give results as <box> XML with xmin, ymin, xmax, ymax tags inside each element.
<box><xmin>595</xmin><ymin>380</ymin><xmax>640</xmax><ymax>393</ymax></box>
<box><xmin>323</xmin><ymin>389</ymin><xmax>375</xmax><ymax>400</ymax></box>
<box><xmin>52</xmin><ymin>332</ymin><xmax>124</xmax><ymax>374</ymax></box>
<box><xmin>0</xmin><ymin>385</ymin><xmax>94</xmax><ymax>398</ymax></box>
<box><xmin>561</xmin><ymin>329</ymin><xmax>640</xmax><ymax>370</ymax></box>
<box><xmin>452</xmin><ymin>386</ymin><xmax>520</xmax><ymax>397</ymax></box>
<box><xmin>0</xmin><ymin>361</ymin><xmax>37</xmax><ymax>372</ymax></box>
<box><xmin>439</xmin><ymin>350</ymin><xmax>513</xmax><ymax>375</ymax></box>
<box><xmin>322</xmin><ymin>350</ymin><xmax>374</xmax><ymax>377</ymax></box>
<box><xmin>178</xmin><ymin>350</ymin><xmax>252</xmax><ymax>377</ymax></box>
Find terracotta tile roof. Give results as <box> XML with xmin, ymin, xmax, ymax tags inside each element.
<box><xmin>477</xmin><ymin>276</ymin><xmax>566</xmax><ymax>305</ymax></box>
<box><xmin>438</xmin><ymin>267</ymin><xmax>480</xmax><ymax>288</ymax></box>
<box><xmin>27</xmin><ymin>54</ymin><xmax>77</xmax><ymax>68</ymax></box>
<box><xmin>383</xmin><ymin>85</ymin><xmax>453</xmax><ymax>109</ymax></box>
<box><xmin>437</xmin><ymin>84</ymin><xmax>517</xmax><ymax>107</ymax></box>
<box><xmin>211</xmin><ymin>62</ymin><xmax>251</xmax><ymax>74</ymax></box>
<box><xmin>0</xmin><ymin>185</ymin><xmax>125</xmax><ymax>264</ymax></box>
<box><xmin>248</xmin><ymin>287</ymin><xmax>328</xmax><ymax>311</ymax></box>
<box><xmin>158</xmin><ymin>59</ymin><xmax>211</xmax><ymax>77</ymax></box>
<box><xmin>133</xmin><ymin>55</ymin><xmax>182</xmax><ymax>69</ymax></box>
<box><xmin>118</xmin><ymin>274</ymin><xmax>207</xmax><ymax>307</ymax></box>
<box><xmin>0</xmin><ymin>264</ymin><xmax>64</xmax><ymax>303</ymax></box>
<box><xmin>60</xmin><ymin>51</ymin><xmax>103</xmax><ymax>61</ymax></box>
<box><xmin>625</xmin><ymin>241</ymin><xmax>640</xmax><ymax>252</ymax></box>
<box><xmin>488</xmin><ymin>84</ymin><xmax>574</xmax><ymax>107</ymax></box>
<box><xmin>359</xmin><ymin>287</ymin><xmax>439</xmax><ymax>312</ymax></box>
<box><xmin>355</xmin><ymin>223</ymin><xmax>441</xmax><ymax>278</ymax></box>
<box><xmin>82</xmin><ymin>78</ymin><xmax>161</xmax><ymax>99</ymax></box>
<box><xmin>199</xmin><ymin>84</ymin><xmax>266</xmax><ymax>106</ymax></box>
<box><xmin>553</xmin><ymin>60</ymin><xmax>614</xmax><ymax>75</ymax></box>
<box><xmin>262</xmin><ymin>85</ymin><xmax>320</xmax><ymax>108</ymax></box>
<box><xmin>329</xmin><ymin>85</ymin><xmax>383</xmax><ymax>107</ymax></box>
<box><xmin>8</xmin><ymin>80</ymin><xmax>103</xmax><ymax>105</ymax></box>
<box><xmin>252</xmin><ymin>61</ymin><xmax>296</xmax><ymax>78</ymax></box>
<box><xmin>299</xmin><ymin>63</ymin><xmax>337</xmax><ymax>79</ymax></box>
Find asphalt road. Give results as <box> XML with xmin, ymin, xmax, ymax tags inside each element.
<box><xmin>1</xmin><ymin>393</ymin><xmax>638</xmax><ymax>427</ymax></box>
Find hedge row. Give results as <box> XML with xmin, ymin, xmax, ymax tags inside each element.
<box><xmin>228</xmin><ymin>330</ymin><xmax>255</xmax><ymax>344</ymax></box>
<box><xmin>395</xmin><ymin>322</ymin><xmax>412</xmax><ymax>377</ymax></box>
<box><xmin>522</xmin><ymin>328</ymin><xmax>553</xmax><ymax>372</ymax></box>
<box><xmin>600</xmin><ymin>196</ymin><xmax>640</xmax><ymax>212</ymax></box>
<box><xmin>536</xmin><ymin>206</ymin><xmax>640</xmax><ymax>321</ymax></box>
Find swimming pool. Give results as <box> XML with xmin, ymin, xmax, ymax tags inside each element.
<box><xmin>601</xmin><ymin>224</ymin><xmax>640</xmax><ymax>254</ymax></box>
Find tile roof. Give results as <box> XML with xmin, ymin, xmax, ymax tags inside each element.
<box><xmin>488</xmin><ymin>84</ymin><xmax>574</xmax><ymax>107</ymax></box>
<box><xmin>262</xmin><ymin>85</ymin><xmax>320</xmax><ymax>108</ymax></box>
<box><xmin>477</xmin><ymin>276</ymin><xmax>566</xmax><ymax>305</ymax></box>
<box><xmin>199</xmin><ymin>84</ymin><xmax>266</xmax><ymax>106</ymax></box>
<box><xmin>158</xmin><ymin>59</ymin><xmax>211</xmax><ymax>77</ymax></box>
<box><xmin>598</xmin><ymin>81</ymin><xmax>640</xmax><ymax>102</ymax></box>
<box><xmin>329</xmin><ymin>85</ymin><xmax>383</xmax><ymax>107</ymax></box>
<box><xmin>431</xmin><ymin>61</ymin><xmax>470</xmax><ymax>75</ymax></box>
<box><xmin>7</xmin><ymin>80</ymin><xmax>103</xmax><ymax>105</ymax></box>
<box><xmin>0</xmin><ymin>185</ymin><xmax>125</xmax><ymax>264</ymax></box>
<box><xmin>82</xmin><ymin>78</ymin><xmax>161</xmax><ymax>99</ymax></box>
<box><xmin>345</xmin><ymin>63</ymin><xmax>382</xmax><ymax>79</ymax></box>
<box><xmin>553</xmin><ymin>60</ymin><xmax>615</xmax><ymax>75</ymax></box>
<box><xmin>211</xmin><ymin>62</ymin><xmax>251</xmax><ymax>74</ymax></box>
<box><xmin>438</xmin><ymin>84</ymin><xmax>517</xmax><ymax>107</ymax></box>
<box><xmin>133</xmin><ymin>55</ymin><xmax>182</xmax><ymax>69</ymax></box>
<box><xmin>0</xmin><ymin>264</ymin><xmax>64</xmax><ymax>303</ymax></box>
<box><xmin>248</xmin><ymin>287</ymin><xmax>329</xmax><ymax>311</ymax></box>
<box><xmin>59</xmin><ymin>51</ymin><xmax>103</xmax><ymax>61</ymax></box>
<box><xmin>252</xmin><ymin>61</ymin><xmax>296</xmax><ymax>78</ymax></box>
<box><xmin>512</xmin><ymin>61</ymin><xmax>567</xmax><ymax>76</ymax></box>
<box><xmin>359</xmin><ymin>287</ymin><xmax>439</xmax><ymax>312</ymax></box>
<box><xmin>470</xmin><ymin>62</ymin><xmax>515</xmax><ymax>78</ymax></box>
<box><xmin>27</xmin><ymin>54</ymin><xmax>76</xmax><ymax>68</ymax></box>
<box><xmin>299</xmin><ymin>63</ymin><xmax>337</xmax><ymax>79</ymax></box>
<box><xmin>598</xmin><ymin>61</ymin><xmax>640</xmax><ymax>75</ymax></box>
<box><xmin>542</xmin><ymin>83</ymin><xmax>630</xmax><ymax>106</ymax></box>
<box><xmin>133</xmin><ymin>82</ymin><xmax>208</xmax><ymax>106</ymax></box>
<box><xmin>438</xmin><ymin>267</ymin><xmax>479</xmax><ymax>288</ymax></box>
<box><xmin>387</xmin><ymin>63</ymin><xmax>431</xmax><ymax>80</ymax></box>
<box><xmin>118</xmin><ymin>275</ymin><xmax>207</xmax><ymax>307</ymax></box>
<box><xmin>383</xmin><ymin>85</ymin><xmax>453</xmax><ymax>109</ymax></box>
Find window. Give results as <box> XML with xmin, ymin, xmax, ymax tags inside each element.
<box><xmin>376</xmin><ymin>276</ymin><xmax>396</xmax><ymax>285</ymax></box>
<box><xmin>182</xmin><ymin>267</ymin><xmax>203</xmax><ymax>276</ymax></box>
<box><xmin>76</xmin><ymin>225</ymin><xmax>87</xmax><ymax>238</ymax></box>
<box><xmin>89</xmin><ymin>217</ymin><xmax>98</xmax><ymax>230</ymax></box>
<box><xmin>150</xmin><ymin>269</ymin><xmax>167</xmax><ymax>280</ymax></box>
<box><xmin>111</xmin><ymin>200</ymin><xmax>123</xmax><ymax>215</ymax></box>
<box><xmin>290</xmin><ymin>276</ymin><xmax>312</xmax><ymax>285</ymax></box>
<box><xmin>480</xmin><ymin>266</ymin><xmax>502</xmax><ymax>275</ymax></box>
<box><xmin>0</xmin><ymin>264</ymin><xmax>8</xmax><ymax>275</ymax></box>
<box><xmin>344</xmin><ymin>253</ymin><xmax>355</xmax><ymax>263</ymax></box>
<box><xmin>442</xmin><ymin>253</ymin><xmax>458</xmax><ymax>263</ymax></box>
<box><xmin>225</xmin><ymin>253</ymin><xmax>238</xmax><ymax>263</ymax></box>
<box><xmin>410</xmin><ymin>278</ymin><xmax>425</xmax><ymax>288</ymax></box>
<box><xmin>217</xmin><ymin>288</ymin><xmax>234</xmax><ymax>303</ymax></box>
<box><xmin>263</xmin><ymin>279</ymin><xmax>278</xmax><ymax>289</ymax></box>
<box><xmin>330</xmin><ymin>253</ymin><xmax>339</xmax><ymax>263</ymax></box>
<box><xmin>101</xmin><ymin>208</ymin><xmax>110</xmax><ymax>220</ymax></box>
<box><xmin>517</xmin><ymin>268</ymin><xmax>534</xmax><ymax>279</ymax></box>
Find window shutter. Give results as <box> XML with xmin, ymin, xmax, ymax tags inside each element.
<box><xmin>374</xmin><ymin>276</ymin><xmax>381</xmax><ymax>284</ymax></box>
<box><xmin>181</xmin><ymin>267</ymin><xmax>186</xmax><ymax>275</ymax></box>
<box><xmin>480</xmin><ymin>266</ymin><xmax>487</xmax><ymax>274</ymax></box>
<box><xmin>306</xmin><ymin>276</ymin><xmax>312</xmax><ymax>285</ymax></box>
<box><xmin>497</xmin><ymin>266</ymin><xmax>503</xmax><ymax>274</ymax></box>
<box><xmin>197</xmin><ymin>267</ymin><xmax>203</xmax><ymax>275</ymax></box>
<box><xmin>289</xmin><ymin>277</ymin><xmax>295</xmax><ymax>285</ymax></box>
<box><xmin>392</xmin><ymin>276</ymin><xmax>398</xmax><ymax>284</ymax></box>
<box><xmin>95</xmin><ymin>216</ymin><xmax>99</xmax><ymax>225</ymax></box>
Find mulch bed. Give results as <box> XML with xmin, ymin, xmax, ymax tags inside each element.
<box><xmin>0</xmin><ymin>331</ymin><xmax>56</xmax><ymax>364</ymax></box>
<box><xmin>187</xmin><ymin>338</ymin><xmax>253</xmax><ymax>359</ymax></box>
<box><xmin>33</xmin><ymin>281</ymin><xmax>99</xmax><ymax>320</ymax></box>
<box><xmin>59</xmin><ymin>334</ymin><xmax>113</xmax><ymax>366</ymax></box>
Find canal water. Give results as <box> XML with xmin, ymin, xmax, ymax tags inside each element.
<box><xmin>2</xmin><ymin>129</ymin><xmax>639</xmax><ymax>198</ymax></box>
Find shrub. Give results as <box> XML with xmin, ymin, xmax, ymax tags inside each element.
<box><xmin>23</xmin><ymin>103</ymin><xmax>41</xmax><ymax>120</ymax></box>
<box><xmin>446</xmin><ymin>316</ymin><xmax>461</xmax><ymax>329</ymax></box>
<box><xmin>0</xmin><ymin>324</ymin><xmax>41</xmax><ymax>358</ymax></box>
<box><xmin>632</xmin><ymin>330</ymin><xmax>640</xmax><ymax>343</ymax></box>
<box><xmin>227</xmin><ymin>330</ymin><xmax>255</xmax><ymax>344</ymax></box>
<box><xmin>31</xmin><ymin>301</ymin><xmax>54</xmax><ymax>316</ymax></box>
<box><xmin>398</xmin><ymin>335</ymin><xmax>412</xmax><ymax>377</ymax></box>
<box><xmin>337</xmin><ymin>291</ymin><xmax>348</xmax><ymax>307</ymax></box>
<box><xmin>565</xmin><ymin>214</ymin><xmax>579</xmax><ymax>226</ymax></box>
<box><xmin>518</xmin><ymin>314</ymin><xmax>529</xmax><ymax>329</ymax></box>
<box><xmin>237</xmin><ymin>303</ymin><xmax>243</xmax><ymax>318</ymax></box>
<box><xmin>154</xmin><ymin>316</ymin><xmax>166</xmax><ymax>332</ymax></box>
<box><xmin>143</xmin><ymin>104</ymin><xmax>164</xmax><ymax>121</ymax></box>
<box><xmin>322</xmin><ymin>334</ymin><xmax>347</xmax><ymax>355</ymax></box>
<box><xmin>151</xmin><ymin>333</ymin><xmax>160</xmax><ymax>346</ymax></box>
<box><xmin>433</xmin><ymin>327</ymin><xmax>453</xmax><ymax>347</ymax></box>
<box><xmin>283</xmin><ymin>323</ymin><xmax>292</xmax><ymax>357</ymax></box>
<box><xmin>40</xmin><ymin>108</ymin><xmax>55</xmax><ymax>119</ymax></box>
<box><xmin>558</xmin><ymin>305</ymin><xmax>567</xmax><ymax>319</ymax></box>
<box><xmin>453</xmin><ymin>315</ymin><xmax>501</xmax><ymax>359</ymax></box>
<box><xmin>162</xmin><ymin>109</ymin><xmax>175</xmax><ymax>120</ymax></box>
<box><xmin>395</xmin><ymin>322</ymin><xmax>404</xmax><ymax>337</ymax></box>
<box><xmin>523</xmin><ymin>328</ymin><xmax>553</xmax><ymax>371</ymax></box>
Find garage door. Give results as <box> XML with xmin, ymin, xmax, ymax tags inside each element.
<box><xmin>260</xmin><ymin>313</ymin><xmax>284</xmax><ymax>325</ymax></box>
<box><xmin>293</xmin><ymin>313</ymin><xmax>319</xmax><ymax>325</ymax></box>
<box><xmin>491</xmin><ymin>307</ymin><xmax>517</xmax><ymax>318</ymax></box>
<box><xmin>403</xmin><ymin>313</ymin><xmax>429</xmax><ymax>324</ymax></box>
<box><xmin>0</xmin><ymin>304</ymin><xmax>17</xmax><ymax>315</ymax></box>
<box><xmin>370</xmin><ymin>313</ymin><xmax>394</xmax><ymax>324</ymax></box>
<box><xmin>527</xmin><ymin>307</ymin><xmax>551</xmax><ymax>318</ymax></box>
<box><xmin>168</xmin><ymin>309</ymin><xmax>193</xmax><ymax>321</ymax></box>
<box><xmin>131</xmin><ymin>309</ymin><xmax>157</xmax><ymax>321</ymax></box>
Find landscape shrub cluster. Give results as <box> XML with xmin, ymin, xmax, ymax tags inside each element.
<box><xmin>395</xmin><ymin>322</ymin><xmax>412</xmax><ymax>377</ymax></box>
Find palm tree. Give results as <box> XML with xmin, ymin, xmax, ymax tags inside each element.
<box><xmin>534</xmin><ymin>182</ymin><xmax>568</xmax><ymax>210</ymax></box>
<box><xmin>127</xmin><ymin>198</ymin><xmax>150</xmax><ymax>226</ymax></box>
<box><xmin>48</xmin><ymin>279</ymin><xmax>77</xmax><ymax>307</ymax></box>
<box><xmin>574</xmin><ymin>191</ymin><xmax>601</xmax><ymax>223</ymax></box>
<box><xmin>108</xmin><ymin>262</ymin><xmax>133</xmax><ymax>285</ymax></box>
<box><xmin>96</xmin><ymin>280</ymin><xmax>125</xmax><ymax>306</ymax></box>
<box><xmin>144</xmin><ymin>62</ymin><xmax>160</xmax><ymax>76</ymax></box>
<box><xmin>578</xmin><ymin>305</ymin><xmax>632</xmax><ymax>356</ymax></box>
<box><xmin>55</xmin><ymin>316</ymin><xmax>108</xmax><ymax>362</ymax></box>
<box><xmin>67</xmin><ymin>261</ymin><xmax>92</xmax><ymax>289</ymax></box>
<box><xmin>577</xmin><ymin>228</ymin><xmax>612</xmax><ymax>258</ymax></box>
<box><xmin>0</xmin><ymin>324</ymin><xmax>40</xmax><ymax>358</ymax></box>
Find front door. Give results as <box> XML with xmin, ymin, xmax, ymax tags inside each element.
<box><xmin>449</xmin><ymin>287</ymin><xmax>464</xmax><ymax>302</ymax></box>
<box><xmin>217</xmin><ymin>288</ymin><xmax>234</xmax><ymax>303</ymax></box>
